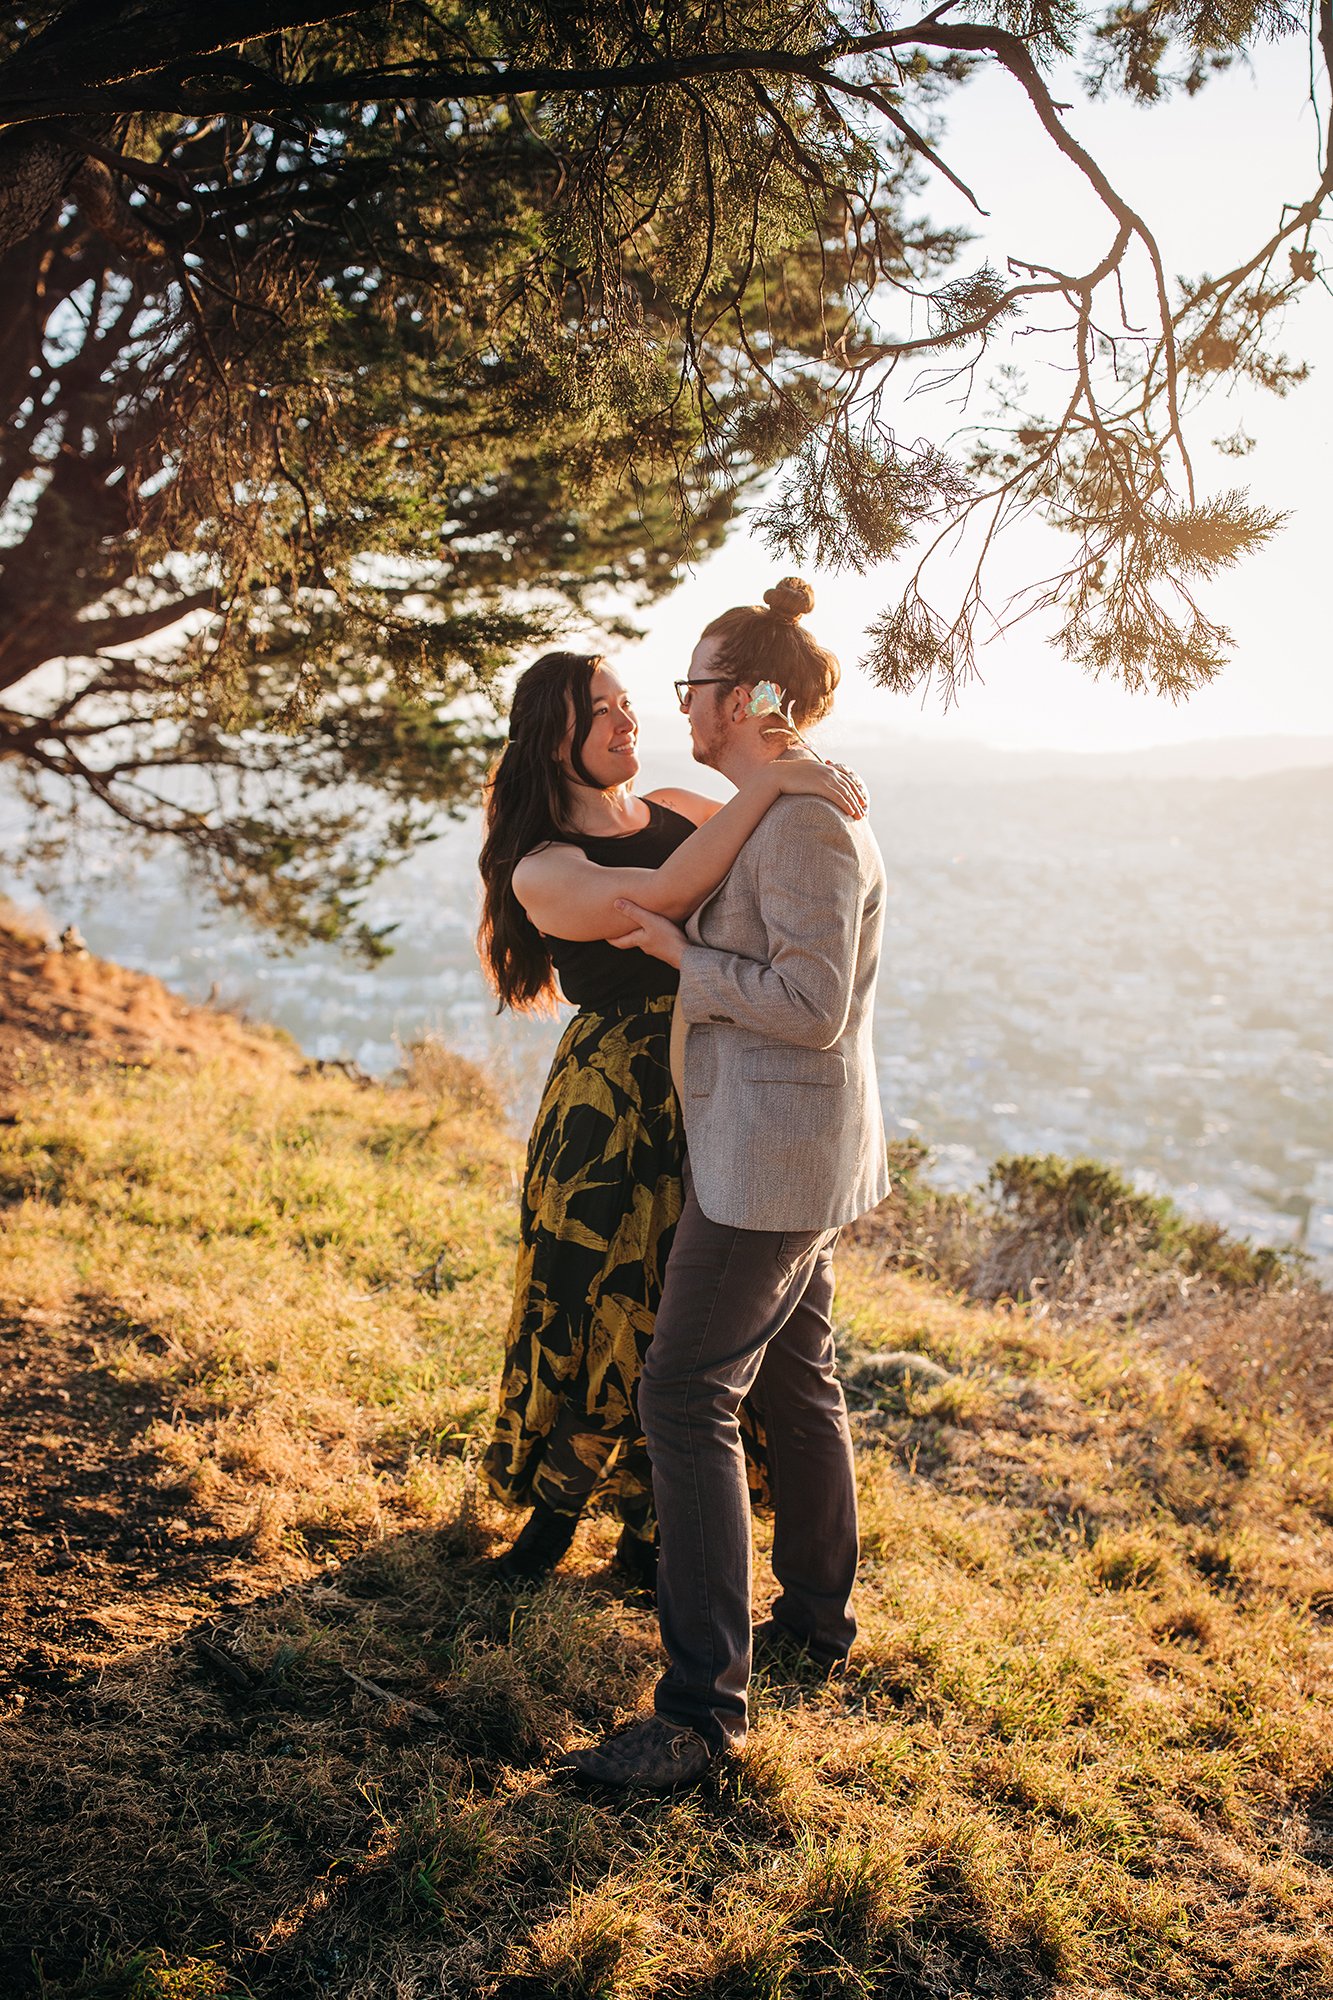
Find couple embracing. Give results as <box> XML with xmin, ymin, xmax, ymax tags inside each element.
<box><xmin>476</xmin><ymin>577</ymin><xmax>889</xmax><ymax>1790</ymax></box>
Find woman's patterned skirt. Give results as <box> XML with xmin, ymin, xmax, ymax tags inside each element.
<box><xmin>483</xmin><ymin>995</ymin><xmax>680</xmax><ymax>1540</ymax></box>
<box><xmin>483</xmin><ymin>995</ymin><xmax>766</xmax><ymax>1542</ymax></box>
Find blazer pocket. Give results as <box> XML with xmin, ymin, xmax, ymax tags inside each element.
<box><xmin>686</xmin><ymin>1025</ymin><xmax>717</xmax><ymax>1098</ymax></box>
<box><xmin>741</xmin><ymin>1047</ymin><xmax>847</xmax><ymax>1087</ymax></box>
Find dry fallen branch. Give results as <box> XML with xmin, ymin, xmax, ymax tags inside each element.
<box><xmin>341</xmin><ymin>1667</ymin><xmax>443</xmax><ymax>1727</ymax></box>
<box><xmin>191</xmin><ymin>1631</ymin><xmax>258</xmax><ymax>1693</ymax></box>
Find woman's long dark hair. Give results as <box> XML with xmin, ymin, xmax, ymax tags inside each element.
<box><xmin>478</xmin><ymin>650</ymin><xmax>604</xmax><ymax>1012</ymax></box>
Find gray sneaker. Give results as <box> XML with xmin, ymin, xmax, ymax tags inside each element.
<box><xmin>557</xmin><ymin>1714</ymin><xmax>719</xmax><ymax>1790</ymax></box>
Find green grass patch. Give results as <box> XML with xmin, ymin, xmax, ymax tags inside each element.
<box><xmin>1</xmin><ymin>1054</ymin><xmax>1330</xmax><ymax>1997</ymax></box>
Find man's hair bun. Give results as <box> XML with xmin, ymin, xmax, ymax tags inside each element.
<box><xmin>762</xmin><ymin>576</ymin><xmax>816</xmax><ymax>623</ymax></box>
<box><xmin>702</xmin><ymin>576</ymin><xmax>838</xmax><ymax>728</ymax></box>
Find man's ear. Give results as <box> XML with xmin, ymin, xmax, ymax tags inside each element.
<box><xmin>729</xmin><ymin>684</ymin><xmax>753</xmax><ymax>721</ymax></box>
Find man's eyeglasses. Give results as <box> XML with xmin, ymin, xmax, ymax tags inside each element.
<box><xmin>674</xmin><ymin>677</ymin><xmax>735</xmax><ymax>713</ymax></box>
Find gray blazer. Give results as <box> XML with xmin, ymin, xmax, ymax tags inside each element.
<box><xmin>676</xmin><ymin>789</ymin><xmax>890</xmax><ymax>1232</ymax></box>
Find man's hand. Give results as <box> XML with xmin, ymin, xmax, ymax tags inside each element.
<box><xmin>611</xmin><ymin>899</ymin><xmax>687</xmax><ymax>967</ymax></box>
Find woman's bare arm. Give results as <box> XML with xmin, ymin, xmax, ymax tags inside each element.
<box><xmin>511</xmin><ymin>761</ymin><xmax>866</xmax><ymax>943</ymax></box>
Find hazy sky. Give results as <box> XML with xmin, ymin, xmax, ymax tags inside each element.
<box><xmin>618</xmin><ymin>38</ymin><xmax>1333</xmax><ymax>753</ymax></box>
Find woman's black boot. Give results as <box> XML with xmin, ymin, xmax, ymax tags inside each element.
<box><xmin>490</xmin><ymin>1500</ymin><xmax>581</xmax><ymax>1585</ymax></box>
<box><xmin>613</xmin><ymin>1526</ymin><xmax>658</xmax><ymax>1600</ymax></box>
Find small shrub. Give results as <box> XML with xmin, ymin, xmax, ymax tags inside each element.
<box><xmin>978</xmin><ymin>1154</ymin><xmax>1291</xmax><ymax>1304</ymax></box>
<box><xmin>397</xmin><ymin>1035</ymin><xmax>504</xmax><ymax>1119</ymax></box>
<box><xmin>847</xmin><ymin>1139</ymin><xmax>984</xmax><ymax>1282</ymax></box>
<box><xmin>853</xmin><ymin>1145</ymin><xmax>1297</xmax><ymax>1330</ymax></box>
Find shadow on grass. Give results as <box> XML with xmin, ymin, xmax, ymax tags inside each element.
<box><xmin>0</xmin><ymin>1321</ymin><xmax>1068</xmax><ymax>2000</ymax></box>
<box><xmin>0</xmin><ymin>1299</ymin><xmax>268</xmax><ymax>1703</ymax></box>
<box><xmin>10</xmin><ymin>1300</ymin><xmax>1319</xmax><ymax>2000</ymax></box>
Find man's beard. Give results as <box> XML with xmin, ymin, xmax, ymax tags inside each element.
<box><xmin>690</xmin><ymin>711</ymin><xmax>726</xmax><ymax>769</ymax></box>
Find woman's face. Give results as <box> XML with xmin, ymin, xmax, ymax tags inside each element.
<box><xmin>559</xmin><ymin>664</ymin><xmax>640</xmax><ymax>788</ymax></box>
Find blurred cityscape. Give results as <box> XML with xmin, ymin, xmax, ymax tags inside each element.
<box><xmin>4</xmin><ymin>750</ymin><xmax>1330</xmax><ymax>1261</ymax></box>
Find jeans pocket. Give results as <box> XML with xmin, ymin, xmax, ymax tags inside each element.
<box><xmin>775</xmin><ymin>1229</ymin><xmax>821</xmax><ymax>1290</ymax></box>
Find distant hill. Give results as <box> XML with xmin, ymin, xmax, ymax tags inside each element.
<box><xmin>632</xmin><ymin>731</ymin><xmax>1333</xmax><ymax>798</ymax></box>
<box><xmin>801</xmin><ymin>729</ymin><xmax>1333</xmax><ymax>787</ymax></box>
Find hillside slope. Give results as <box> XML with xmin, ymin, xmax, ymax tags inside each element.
<box><xmin>0</xmin><ymin>899</ymin><xmax>292</xmax><ymax>1097</ymax></box>
<box><xmin>0</xmin><ymin>918</ymin><xmax>1330</xmax><ymax>2000</ymax></box>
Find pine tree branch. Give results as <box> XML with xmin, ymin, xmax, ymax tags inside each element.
<box><xmin>0</xmin><ymin>2</ymin><xmax>362</xmax><ymax>120</ymax></box>
<box><xmin>0</xmin><ymin>590</ymin><xmax>222</xmax><ymax>695</ymax></box>
<box><xmin>0</xmin><ymin>23</ymin><xmax>970</xmax><ymax>124</ymax></box>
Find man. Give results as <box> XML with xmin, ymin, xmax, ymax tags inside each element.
<box><xmin>560</xmin><ymin>581</ymin><xmax>889</xmax><ymax>1789</ymax></box>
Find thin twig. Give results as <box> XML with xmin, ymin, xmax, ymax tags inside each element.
<box><xmin>342</xmin><ymin>1667</ymin><xmax>443</xmax><ymax>1725</ymax></box>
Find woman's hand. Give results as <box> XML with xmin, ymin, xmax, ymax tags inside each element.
<box><xmin>610</xmin><ymin>900</ymin><xmax>687</xmax><ymax>967</ymax></box>
<box><xmin>771</xmin><ymin>757</ymin><xmax>868</xmax><ymax>819</ymax></box>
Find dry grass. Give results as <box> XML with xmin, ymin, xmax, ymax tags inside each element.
<box><xmin>1135</xmin><ymin>1283</ymin><xmax>1333</xmax><ymax>1429</ymax></box>
<box><xmin>851</xmin><ymin>1145</ymin><xmax>1331</xmax><ymax>1422</ymax></box>
<box><xmin>0</xmin><ymin>894</ymin><xmax>53</xmax><ymax>949</ymax></box>
<box><xmin>1</xmin><ymin>1052</ymin><xmax>1331</xmax><ymax>1999</ymax></box>
<box><xmin>0</xmin><ymin>904</ymin><xmax>295</xmax><ymax>1099</ymax></box>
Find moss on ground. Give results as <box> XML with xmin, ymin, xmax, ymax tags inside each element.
<box><xmin>0</xmin><ymin>1053</ymin><xmax>1330</xmax><ymax>1999</ymax></box>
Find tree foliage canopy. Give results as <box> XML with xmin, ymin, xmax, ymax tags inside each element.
<box><xmin>0</xmin><ymin>1</ymin><xmax>1327</xmax><ymax>949</ymax></box>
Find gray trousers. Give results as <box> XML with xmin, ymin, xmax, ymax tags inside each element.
<box><xmin>638</xmin><ymin>1169</ymin><xmax>859</xmax><ymax>1752</ymax></box>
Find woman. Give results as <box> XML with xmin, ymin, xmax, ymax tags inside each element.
<box><xmin>477</xmin><ymin>606</ymin><xmax>862</xmax><ymax>1590</ymax></box>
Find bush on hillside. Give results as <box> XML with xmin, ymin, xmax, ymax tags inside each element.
<box><xmin>396</xmin><ymin>1034</ymin><xmax>505</xmax><ymax>1121</ymax></box>
<box><xmin>975</xmin><ymin>1153</ymin><xmax>1291</xmax><ymax>1305</ymax></box>
<box><xmin>854</xmin><ymin>1144</ymin><xmax>1301</xmax><ymax>1329</ymax></box>
<box><xmin>850</xmin><ymin>1138</ymin><xmax>986</xmax><ymax>1285</ymax></box>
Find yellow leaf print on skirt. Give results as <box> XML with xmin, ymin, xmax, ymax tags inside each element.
<box><xmin>484</xmin><ymin>995</ymin><xmax>766</xmax><ymax>1541</ymax></box>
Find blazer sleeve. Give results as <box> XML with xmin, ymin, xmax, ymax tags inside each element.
<box><xmin>676</xmin><ymin>797</ymin><xmax>862</xmax><ymax>1050</ymax></box>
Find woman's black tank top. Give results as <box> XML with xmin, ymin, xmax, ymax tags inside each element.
<box><xmin>545</xmin><ymin>799</ymin><xmax>696</xmax><ymax>1011</ymax></box>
